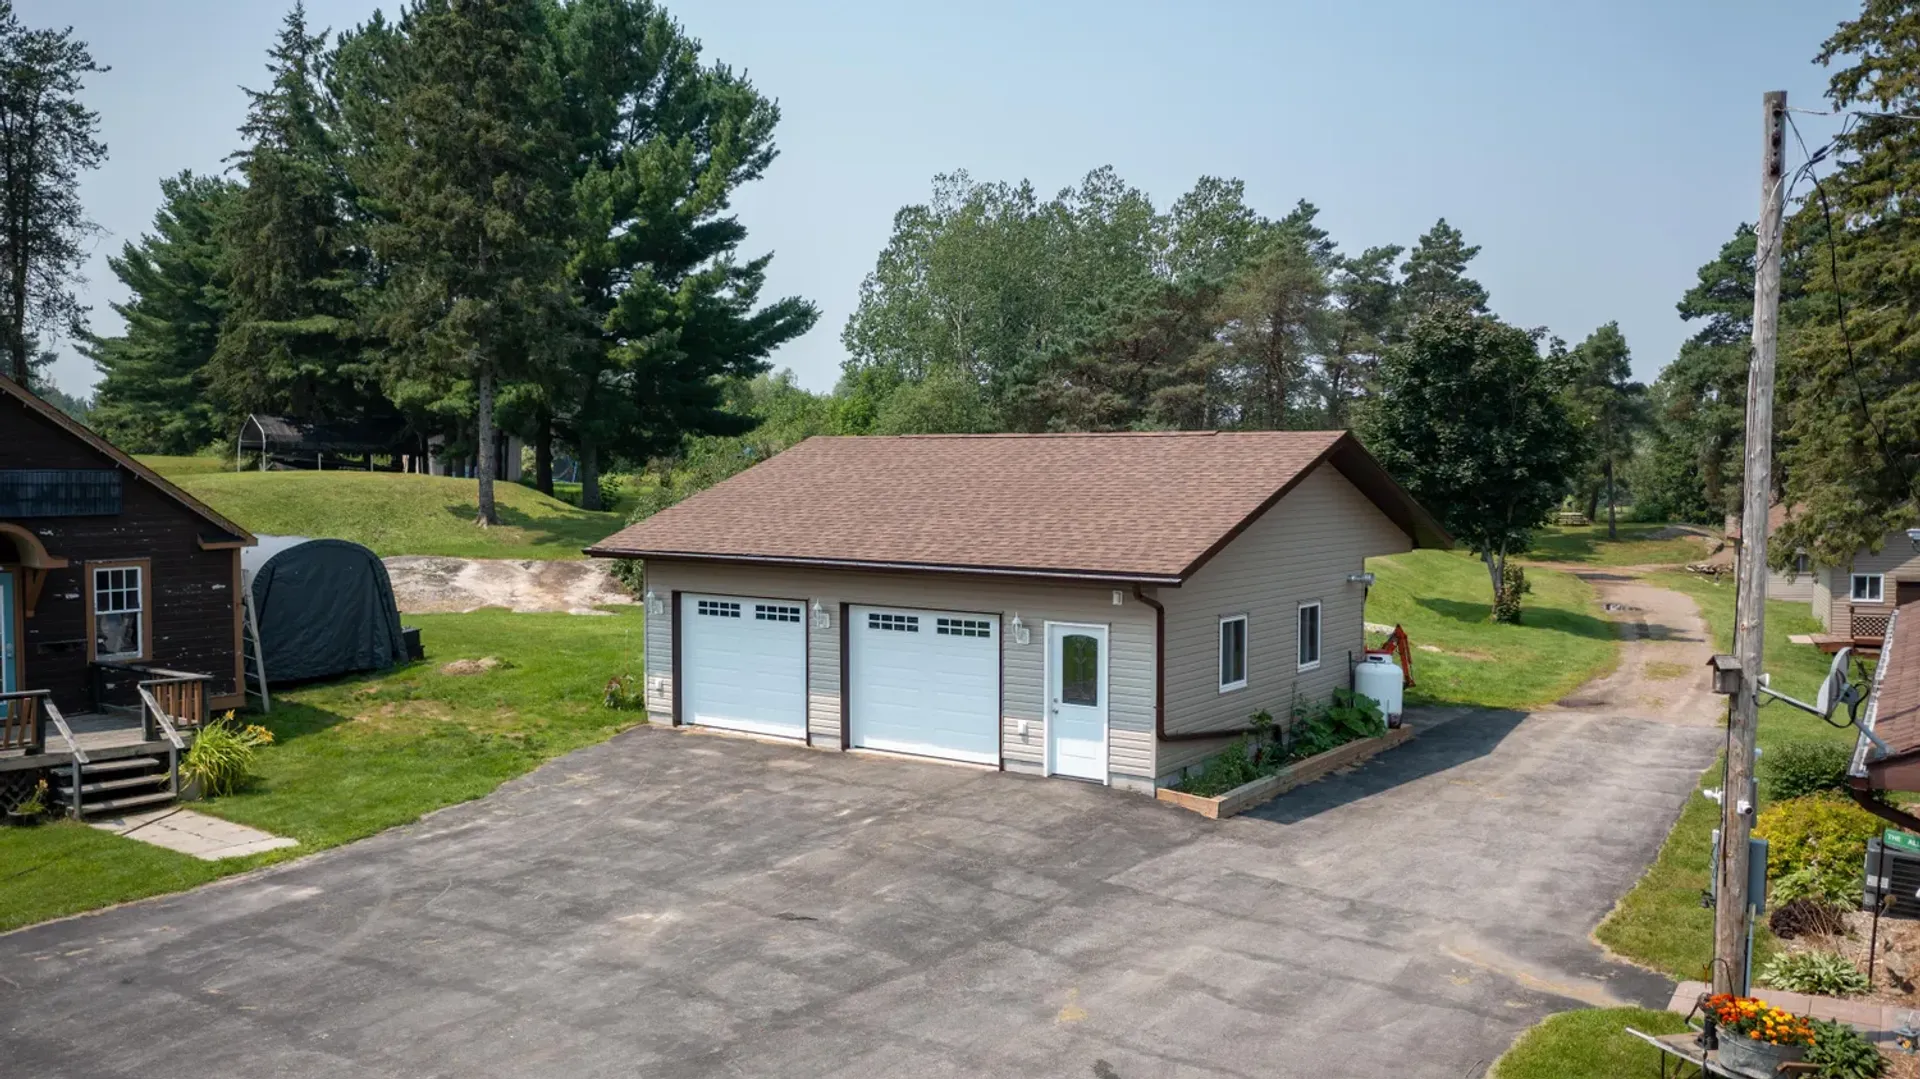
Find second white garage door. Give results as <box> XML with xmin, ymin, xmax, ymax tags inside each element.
<box><xmin>680</xmin><ymin>593</ymin><xmax>807</xmax><ymax>739</ymax></box>
<box><xmin>848</xmin><ymin>606</ymin><xmax>1000</xmax><ymax>764</ymax></box>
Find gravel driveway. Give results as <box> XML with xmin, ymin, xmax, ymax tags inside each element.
<box><xmin>0</xmin><ymin>706</ymin><xmax>1716</xmax><ymax>1078</ymax></box>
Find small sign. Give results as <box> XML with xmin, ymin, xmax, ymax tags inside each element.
<box><xmin>1885</xmin><ymin>830</ymin><xmax>1920</xmax><ymax>854</ymax></box>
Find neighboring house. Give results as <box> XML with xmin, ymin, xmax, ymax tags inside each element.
<box><xmin>1</xmin><ymin>373</ymin><xmax>256</xmax><ymax>715</ymax></box>
<box><xmin>1729</xmin><ymin>503</ymin><xmax>1920</xmax><ymax>642</ymax></box>
<box><xmin>586</xmin><ymin>430</ymin><xmax>1449</xmax><ymax>793</ymax></box>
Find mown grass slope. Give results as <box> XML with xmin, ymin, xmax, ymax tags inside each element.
<box><xmin>168</xmin><ymin>470</ymin><xmax>623</xmax><ymax>559</ymax></box>
<box><xmin>1363</xmin><ymin>549</ymin><xmax>1619</xmax><ymax>711</ymax></box>
<box><xmin>0</xmin><ymin>608</ymin><xmax>647</xmax><ymax>932</ymax></box>
<box><xmin>1523</xmin><ymin>522</ymin><xmax>1712</xmax><ymax>567</ymax></box>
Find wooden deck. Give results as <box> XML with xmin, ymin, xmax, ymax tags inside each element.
<box><xmin>0</xmin><ymin>712</ymin><xmax>188</xmax><ymax>772</ymax></box>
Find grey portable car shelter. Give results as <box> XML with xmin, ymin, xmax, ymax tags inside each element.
<box><xmin>241</xmin><ymin>535</ymin><xmax>408</xmax><ymax>685</ymax></box>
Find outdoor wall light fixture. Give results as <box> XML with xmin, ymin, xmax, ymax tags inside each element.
<box><xmin>811</xmin><ymin>600</ymin><xmax>830</xmax><ymax>630</ymax></box>
<box><xmin>644</xmin><ymin>590</ymin><xmax>665</xmax><ymax>616</ymax></box>
<box><xmin>1347</xmin><ymin>572</ymin><xmax>1376</xmax><ymax>586</ymax></box>
<box><xmin>1011</xmin><ymin>613</ymin><xmax>1030</xmax><ymax>645</ymax></box>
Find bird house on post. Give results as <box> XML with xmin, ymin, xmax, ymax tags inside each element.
<box><xmin>1710</xmin><ymin>654</ymin><xmax>1743</xmax><ymax>696</ymax></box>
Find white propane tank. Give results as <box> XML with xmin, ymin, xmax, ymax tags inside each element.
<box><xmin>1354</xmin><ymin>653</ymin><xmax>1404</xmax><ymax>727</ymax></box>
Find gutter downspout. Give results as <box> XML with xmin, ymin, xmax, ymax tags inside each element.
<box><xmin>1848</xmin><ymin>784</ymin><xmax>1920</xmax><ymax>835</ymax></box>
<box><xmin>1133</xmin><ymin>585</ymin><xmax>1167</xmax><ymax>740</ymax></box>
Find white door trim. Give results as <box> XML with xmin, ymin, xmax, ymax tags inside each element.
<box><xmin>1044</xmin><ymin>620</ymin><xmax>1109</xmax><ymax>784</ymax></box>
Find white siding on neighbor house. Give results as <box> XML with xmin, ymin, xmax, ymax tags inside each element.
<box><xmin>637</xmin><ymin>560</ymin><xmax>1159</xmax><ymax>788</ymax></box>
<box><xmin>1768</xmin><ymin>565</ymin><xmax>1815</xmax><ymax>604</ymax></box>
<box><xmin>1156</xmin><ymin>463</ymin><xmax>1412</xmax><ymax>780</ymax></box>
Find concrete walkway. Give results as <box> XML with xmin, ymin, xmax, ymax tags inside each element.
<box><xmin>91</xmin><ymin>807</ymin><xmax>298</xmax><ymax>861</ymax></box>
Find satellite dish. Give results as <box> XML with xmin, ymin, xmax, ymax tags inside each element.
<box><xmin>1816</xmin><ymin>647</ymin><xmax>1852</xmax><ymax>718</ymax></box>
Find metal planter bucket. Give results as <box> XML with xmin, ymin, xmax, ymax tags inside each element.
<box><xmin>1717</xmin><ymin>1034</ymin><xmax>1804</xmax><ymax>1077</ymax></box>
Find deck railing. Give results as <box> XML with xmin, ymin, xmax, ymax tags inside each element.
<box><xmin>90</xmin><ymin>662</ymin><xmax>212</xmax><ymax>737</ymax></box>
<box><xmin>0</xmin><ymin>689</ymin><xmax>47</xmax><ymax>755</ymax></box>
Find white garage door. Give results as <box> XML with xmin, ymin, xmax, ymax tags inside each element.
<box><xmin>849</xmin><ymin>606</ymin><xmax>1000</xmax><ymax>764</ymax></box>
<box><xmin>680</xmin><ymin>593</ymin><xmax>807</xmax><ymax>739</ymax></box>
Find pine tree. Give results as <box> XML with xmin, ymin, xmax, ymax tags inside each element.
<box><xmin>211</xmin><ymin>3</ymin><xmax>376</xmax><ymax>426</ymax></box>
<box><xmin>358</xmin><ymin>0</ymin><xmax>574</xmax><ymax>525</ymax></box>
<box><xmin>1396</xmin><ymin>218</ymin><xmax>1489</xmax><ymax>331</ymax></box>
<box><xmin>0</xmin><ymin>2</ymin><xmax>107</xmax><ymax>386</ymax></box>
<box><xmin>85</xmin><ymin>172</ymin><xmax>237</xmax><ymax>453</ymax></box>
<box><xmin>1777</xmin><ymin>2</ymin><xmax>1920</xmax><ymax>563</ymax></box>
<box><xmin>552</xmin><ymin>0</ymin><xmax>816</xmax><ymax>509</ymax></box>
<box><xmin>1566</xmin><ymin>322</ymin><xmax>1647</xmax><ymax>538</ymax></box>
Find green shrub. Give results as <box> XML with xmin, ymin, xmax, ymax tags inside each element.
<box><xmin>1806</xmin><ymin>1017</ymin><xmax>1888</xmax><ymax>1079</ymax></box>
<box><xmin>1327</xmin><ymin>688</ymin><xmax>1386</xmax><ymax>740</ymax></box>
<box><xmin>1755</xmin><ymin>794</ymin><xmax>1881</xmax><ymax>907</ymax></box>
<box><xmin>1760</xmin><ymin>949</ymin><xmax>1871</xmax><ymax>997</ymax></box>
<box><xmin>1493</xmin><ymin>562</ymin><xmax>1531</xmax><ymax>624</ymax></box>
<box><xmin>1765</xmin><ymin>741</ymin><xmax>1855</xmax><ymax>801</ymax></box>
<box><xmin>180</xmin><ymin>713</ymin><xmax>275</xmax><ymax>797</ymax></box>
<box><xmin>1174</xmin><ymin>741</ymin><xmax>1263</xmax><ymax>798</ymax></box>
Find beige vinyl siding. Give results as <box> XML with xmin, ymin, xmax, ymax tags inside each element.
<box><xmin>1768</xmin><ymin>564</ymin><xmax>1814</xmax><ymax>604</ymax></box>
<box><xmin>1813</xmin><ymin>567</ymin><xmax>1834</xmax><ymax>631</ymax></box>
<box><xmin>1831</xmin><ymin>531</ymin><xmax>1920</xmax><ymax>634</ymax></box>
<box><xmin>1156</xmin><ymin>463</ymin><xmax>1412</xmax><ymax>780</ymax></box>
<box><xmin>637</xmin><ymin>560</ymin><xmax>1158</xmax><ymax>787</ymax></box>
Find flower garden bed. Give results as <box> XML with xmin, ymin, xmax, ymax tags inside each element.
<box><xmin>1156</xmin><ymin>724</ymin><xmax>1417</xmax><ymax>820</ymax></box>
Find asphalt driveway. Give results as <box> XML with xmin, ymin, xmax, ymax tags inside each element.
<box><xmin>1</xmin><ymin>706</ymin><xmax>1717</xmax><ymax>1078</ymax></box>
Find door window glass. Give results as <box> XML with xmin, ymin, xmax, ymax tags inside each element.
<box><xmin>1062</xmin><ymin>634</ymin><xmax>1099</xmax><ymax>706</ymax></box>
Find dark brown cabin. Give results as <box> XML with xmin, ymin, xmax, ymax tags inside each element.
<box><xmin>1</xmin><ymin>373</ymin><xmax>255</xmax><ymax>717</ymax></box>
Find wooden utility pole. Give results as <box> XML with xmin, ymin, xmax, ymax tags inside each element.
<box><xmin>1714</xmin><ymin>89</ymin><xmax>1787</xmax><ymax>996</ymax></box>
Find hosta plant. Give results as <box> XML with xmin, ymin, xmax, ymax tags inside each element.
<box><xmin>1759</xmin><ymin>950</ymin><xmax>1872</xmax><ymax>998</ymax></box>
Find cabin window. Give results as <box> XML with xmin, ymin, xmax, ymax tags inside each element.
<box><xmin>1218</xmin><ymin>615</ymin><xmax>1248</xmax><ymax>692</ymax></box>
<box><xmin>1852</xmin><ymin>573</ymin><xmax>1885</xmax><ymax>603</ymax></box>
<box><xmin>91</xmin><ymin>561</ymin><xmax>149</xmax><ymax>662</ymax></box>
<box><xmin>1298</xmin><ymin>602</ymin><xmax>1323</xmax><ymax>670</ymax></box>
<box><xmin>1793</xmin><ymin>552</ymin><xmax>1811</xmax><ymax>575</ymax></box>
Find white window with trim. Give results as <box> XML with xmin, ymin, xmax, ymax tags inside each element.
<box><xmin>1297</xmin><ymin>602</ymin><xmax>1322</xmax><ymax>671</ymax></box>
<box><xmin>92</xmin><ymin>562</ymin><xmax>147</xmax><ymax>661</ymax></box>
<box><xmin>1218</xmin><ymin>615</ymin><xmax>1248</xmax><ymax>692</ymax></box>
<box><xmin>1852</xmin><ymin>573</ymin><xmax>1885</xmax><ymax>603</ymax></box>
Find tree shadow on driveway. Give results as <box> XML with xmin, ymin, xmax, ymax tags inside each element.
<box><xmin>1242</xmin><ymin>707</ymin><xmax>1531</xmax><ymax>825</ymax></box>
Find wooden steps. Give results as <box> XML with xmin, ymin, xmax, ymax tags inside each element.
<box><xmin>50</xmin><ymin>754</ymin><xmax>177</xmax><ymax>817</ymax></box>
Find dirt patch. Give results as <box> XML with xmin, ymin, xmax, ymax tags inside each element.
<box><xmin>385</xmin><ymin>556</ymin><xmax>636</xmax><ymax>615</ymax></box>
<box><xmin>1416</xmin><ymin>643</ymin><xmax>1495</xmax><ymax>661</ymax></box>
<box><xmin>440</xmin><ymin>657</ymin><xmax>507</xmax><ymax>676</ymax></box>
<box><xmin>353</xmin><ymin>700</ymin><xmax>454</xmax><ymax>729</ymax></box>
<box><xmin>1549</xmin><ymin>569</ymin><xmax>1722</xmax><ymax>724</ymax></box>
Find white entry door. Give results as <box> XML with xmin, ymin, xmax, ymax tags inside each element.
<box><xmin>1046</xmin><ymin>623</ymin><xmax>1108</xmax><ymax>782</ymax></box>
<box><xmin>679</xmin><ymin>593</ymin><xmax>807</xmax><ymax>738</ymax></box>
<box><xmin>849</xmin><ymin>606</ymin><xmax>1000</xmax><ymax>764</ymax></box>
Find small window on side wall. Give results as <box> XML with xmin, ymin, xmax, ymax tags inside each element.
<box><xmin>1792</xmin><ymin>552</ymin><xmax>1811</xmax><ymax>575</ymax></box>
<box><xmin>91</xmin><ymin>562</ymin><xmax>148</xmax><ymax>662</ymax></box>
<box><xmin>1297</xmin><ymin>602</ymin><xmax>1322</xmax><ymax>671</ymax></box>
<box><xmin>1218</xmin><ymin>615</ymin><xmax>1248</xmax><ymax>692</ymax></box>
<box><xmin>1852</xmin><ymin>573</ymin><xmax>1885</xmax><ymax>603</ymax></box>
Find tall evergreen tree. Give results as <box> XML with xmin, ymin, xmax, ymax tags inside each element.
<box><xmin>357</xmin><ymin>0</ymin><xmax>574</xmax><ymax>525</ymax></box>
<box><xmin>1395</xmin><ymin>218</ymin><xmax>1488</xmax><ymax>331</ymax></box>
<box><xmin>0</xmin><ymin>2</ymin><xmax>107</xmax><ymax>386</ymax></box>
<box><xmin>211</xmin><ymin>3</ymin><xmax>375</xmax><ymax>426</ymax></box>
<box><xmin>85</xmin><ymin>172</ymin><xmax>237</xmax><ymax>453</ymax></box>
<box><xmin>1323</xmin><ymin>244</ymin><xmax>1402</xmax><ymax>428</ymax></box>
<box><xmin>1777</xmin><ymin>2</ymin><xmax>1920</xmax><ymax>563</ymax></box>
<box><xmin>552</xmin><ymin>0</ymin><xmax>817</xmax><ymax>509</ymax></box>
<box><xmin>1566</xmin><ymin>322</ymin><xmax>1646</xmax><ymax>537</ymax></box>
<box><xmin>1206</xmin><ymin>231</ymin><xmax>1328</xmax><ymax>430</ymax></box>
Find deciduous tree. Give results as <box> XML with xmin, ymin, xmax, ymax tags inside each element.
<box><xmin>1362</xmin><ymin>308</ymin><xmax>1581</xmax><ymax>621</ymax></box>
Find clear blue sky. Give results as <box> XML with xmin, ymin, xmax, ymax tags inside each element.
<box><xmin>27</xmin><ymin>0</ymin><xmax>1857</xmax><ymax>399</ymax></box>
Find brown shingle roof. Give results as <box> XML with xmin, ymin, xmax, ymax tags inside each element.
<box><xmin>1869</xmin><ymin>601</ymin><xmax>1920</xmax><ymax>764</ymax></box>
<box><xmin>1725</xmin><ymin>502</ymin><xmax>1793</xmax><ymax>543</ymax></box>
<box><xmin>586</xmin><ymin>430</ymin><xmax>1449</xmax><ymax>582</ymax></box>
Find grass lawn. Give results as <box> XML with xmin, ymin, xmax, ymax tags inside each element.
<box><xmin>1593</xmin><ymin>570</ymin><xmax>1854</xmax><ymax>981</ymax></box>
<box><xmin>1364</xmin><ymin>549</ymin><xmax>1619</xmax><ymax>711</ymax></box>
<box><xmin>1523</xmin><ymin>522</ymin><xmax>1713</xmax><ymax>568</ymax></box>
<box><xmin>1491</xmin><ymin>1008</ymin><xmax>1690</xmax><ymax>1079</ymax></box>
<box><xmin>0</xmin><ymin>608</ymin><xmax>647</xmax><ymax>933</ymax></box>
<box><xmin>136</xmin><ymin>454</ymin><xmax>234</xmax><ymax>478</ymax></box>
<box><xmin>168</xmin><ymin>471</ymin><xmax>624</xmax><ymax>559</ymax></box>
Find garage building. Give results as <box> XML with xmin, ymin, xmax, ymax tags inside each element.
<box><xmin>586</xmin><ymin>430</ymin><xmax>1448</xmax><ymax>792</ymax></box>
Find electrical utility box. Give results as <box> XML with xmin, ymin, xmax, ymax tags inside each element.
<box><xmin>1710</xmin><ymin>831</ymin><xmax>1771</xmax><ymax>914</ymax></box>
<box><xmin>1864</xmin><ymin>832</ymin><xmax>1920</xmax><ymax>918</ymax></box>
